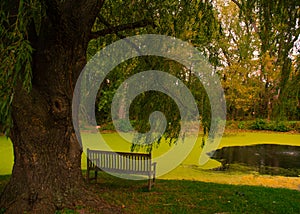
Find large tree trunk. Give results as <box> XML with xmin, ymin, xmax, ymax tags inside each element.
<box><xmin>0</xmin><ymin>85</ymin><xmax>90</xmax><ymax>213</ymax></box>
<box><xmin>0</xmin><ymin>1</ymin><xmax>116</xmax><ymax>213</ymax></box>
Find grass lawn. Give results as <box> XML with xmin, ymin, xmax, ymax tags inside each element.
<box><xmin>1</xmin><ymin>172</ymin><xmax>299</xmax><ymax>213</ymax></box>
<box><xmin>93</xmin><ymin>173</ymin><xmax>300</xmax><ymax>214</ymax></box>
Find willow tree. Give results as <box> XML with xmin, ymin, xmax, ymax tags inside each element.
<box><xmin>94</xmin><ymin>0</ymin><xmax>220</xmax><ymax>147</ymax></box>
<box><xmin>0</xmin><ymin>0</ymin><xmax>219</xmax><ymax>212</ymax></box>
<box><xmin>0</xmin><ymin>0</ymin><xmax>153</xmax><ymax>212</ymax></box>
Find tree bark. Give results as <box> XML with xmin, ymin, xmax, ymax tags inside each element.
<box><xmin>0</xmin><ymin>0</ymin><xmax>118</xmax><ymax>213</ymax></box>
<box><xmin>1</xmin><ymin>84</ymin><xmax>89</xmax><ymax>213</ymax></box>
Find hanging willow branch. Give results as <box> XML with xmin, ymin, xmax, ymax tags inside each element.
<box><xmin>0</xmin><ymin>0</ymin><xmax>36</xmax><ymax>134</ymax></box>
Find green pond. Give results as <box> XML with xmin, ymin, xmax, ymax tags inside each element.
<box><xmin>1</xmin><ymin>132</ymin><xmax>300</xmax><ymax>177</ymax></box>
<box><xmin>210</xmin><ymin>144</ymin><xmax>300</xmax><ymax>176</ymax></box>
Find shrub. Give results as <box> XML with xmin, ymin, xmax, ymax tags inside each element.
<box><xmin>289</xmin><ymin>121</ymin><xmax>300</xmax><ymax>132</ymax></box>
<box><xmin>98</xmin><ymin>122</ymin><xmax>115</xmax><ymax>131</ymax></box>
<box><xmin>250</xmin><ymin>119</ymin><xmax>268</xmax><ymax>130</ymax></box>
<box><xmin>249</xmin><ymin>119</ymin><xmax>291</xmax><ymax>132</ymax></box>
<box><xmin>272</xmin><ymin>121</ymin><xmax>290</xmax><ymax>132</ymax></box>
<box><xmin>238</xmin><ymin>121</ymin><xmax>245</xmax><ymax>129</ymax></box>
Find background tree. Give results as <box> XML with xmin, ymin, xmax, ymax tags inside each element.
<box><xmin>214</xmin><ymin>0</ymin><xmax>300</xmax><ymax>120</ymax></box>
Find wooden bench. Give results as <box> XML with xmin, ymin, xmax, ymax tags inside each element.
<box><xmin>86</xmin><ymin>148</ymin><xmax>157</xmax><ymax>190</ymax></box>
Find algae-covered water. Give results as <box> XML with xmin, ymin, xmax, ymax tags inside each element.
<box><xmin>1</xmin><ymin>131</ymin><xmax>300</xmax><ymax>190</ymax></box>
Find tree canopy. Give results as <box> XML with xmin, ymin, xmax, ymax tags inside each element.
<box><xmin>0</xmin><ymin>0</ymin><xmax>299</xmax><ymax>212</ymax></box>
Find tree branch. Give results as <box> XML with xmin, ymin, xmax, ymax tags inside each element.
<box><xmin>89</xmin><ymin>18</ymin><xmax>154</xmax><ymax>40</ymax></box>
<box><xmin>93</xmin><ymin>14</ymin><xmax>156</xmax><ymax>72</ymax></box>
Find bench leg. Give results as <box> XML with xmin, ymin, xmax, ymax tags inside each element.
<box><xmin>148</xmin><ymin>178</ymin><xmax>152</xmax><ymax>191</ymax></box>
<box><xmin>87</xmin><ymin>168</ymin><xmax>90</xmax><ymax>183</ymax></box>
<box><xmin>95</xmin><ymin>170</ymin><xmax>98</xmax><ymax>183</ymax></box>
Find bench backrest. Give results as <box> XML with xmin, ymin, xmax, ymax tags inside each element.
<box><xmin>87</xmin><ymin>149</ymin><xmax>152</xmax><ymax>174</ymax></box>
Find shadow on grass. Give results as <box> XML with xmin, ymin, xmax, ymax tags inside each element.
<box><xmin>1</xmin><ymin>173</ymin><xmax>300</xmax><ymax>213</ymax></box>
<box><xmin>86</xmin><ymin>171</ymin><xmax>300</xmax><ymax>214</ymax></box>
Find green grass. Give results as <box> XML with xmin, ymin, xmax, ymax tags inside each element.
<box><xmin>95</xmin><ymin>173</ymin><xmax>300</xmax><ymax>213</ymax></box>
<box><xmin>1</xmin><ymin>173</ymin><xmax>299</xmax><ymax>213</ymax></box>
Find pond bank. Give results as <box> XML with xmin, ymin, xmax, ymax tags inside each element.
<box><xmin>160</xmin><ymin>165</ymin><xmax>300</xmax><ymax>191</ymax></box>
